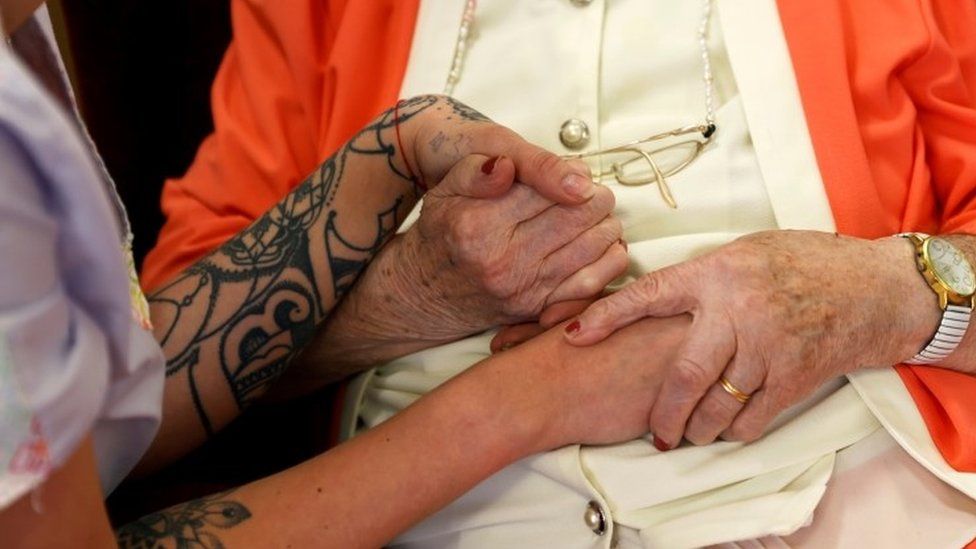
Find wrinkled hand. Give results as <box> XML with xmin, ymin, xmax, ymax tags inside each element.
<box><xmin>564</xmin><ymin>230</ymin><xmax>935</xmax><ymax>448</ymax></box>
<box><xmin>281</xmin><ymin>99</ymin><xmax>627</xmax><ymax>388</ymax></box>
<box><xmin>394</xmin><ymin>153</ymin><xmax>628</xmax><ymax>339</ymax></box>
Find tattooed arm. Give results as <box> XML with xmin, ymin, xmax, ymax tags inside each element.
<box><xmin>140</xmin><ymin>95</ymin><xmax>599</xmax><ymax>472</ymax></box>
<box><xmin>2</xmin><ymin>308</ymin><xmax>687</xmax><ymax>548</ymax></box>
<box><xmin>114</xmin><ymin>316</ymin><xmax>689</xmax><ymax>549</ymax></box>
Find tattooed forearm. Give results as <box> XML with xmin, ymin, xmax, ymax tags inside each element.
<box><xmin>326</xmin><ymin>201</ymin><xmax>401</xmax><ymax>299</ymax></box>
<box><xmin>148</xmin><ymin>95</ymin><xmax>440</xmax><ymax>436</ymax></box>
<box><xmin>116</xmin><ymin>489</ymin><xmax>250</xmax><ymax>549</ymax></box>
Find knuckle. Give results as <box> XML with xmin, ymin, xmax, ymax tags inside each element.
<box><xmin>582</xmin><ymin>298</ymin><xmax>615</xmax><ymax>325</ymax></box>
<box><xmin>685</xmin><ymin>427</ymin><xmax>713</xmax><ymax>446</ymax></box>
<box><xmin>727</xmin><ymin>418</ymin><xmax>764</xmax><ymax>442</ymax></box>
<box><xmin>481</xmin><ymin>261</ymin><xmax>516</xmax><ymax>298</ymax></box>
<box><xmin>608</xmin><ymin>248</ymin><xmax>631</xmax><ymax>278</ymax></box>
<box><xmin>634</xmin><ymin>273</ymin><xmax>662</xmax><ymax>301</ymax></box>
<box><xmin>481</xmin><ymin>125</ymin><xmax>518</xmax><ymax>149</ymax></box>
<box><xmin>721</xmin><ymin>239</ymin><xmax>767</xmax><ymax>272</ymax></box>
<box><xmin>567</xmin><ymin>159</ymin><xmax>593</xmax><ymax>179</ymax></box>
<box><xmin>449</xmin><ymin>210</ymin><xmax>482</xmax><ymax>247</ymax></box>
<box><xmin>711</xmin><ymin>248</ymin><xmax>740</xmax><ymax>274</ymax></box>
<box><xmin>452</xmin><ymin>242</ymin><xmax>482</xmax><ymax>269</ymax></box>
<box><xmin>590</xmin><ymin>218</ymin><xmax>623</xmax><ymax>248</ymax></box>
<box><xmin>527</xmin><ymin>149</ymin><xmax>565</xmax><ymax>178</ymax></box>
<box><xmin>673</xmin><ymin>356</ymin><xmax>713</xmax><ymax>390</ymax></box>
<box><xmin>574</xmin><ymin>275</ymin><xmax>602</xmax><ymax>298</ymax></box>
<box><xmin>697</xmin><ymin>399</ymin><xmax>730</xmax><ymax>428</ymax></box>
<box><xmin>588</xmin><ymin>186</ymin><xmax>616</xmax><ymax>214</ymax></box>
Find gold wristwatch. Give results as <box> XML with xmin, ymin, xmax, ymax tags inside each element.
<box><xmin>900</xmin><ymin>233</ymin><xmax>976</xmax><ymax>364</ymax></box>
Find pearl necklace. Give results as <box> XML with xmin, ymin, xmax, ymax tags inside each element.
<box><xmin>443</xmin><ymin>0</ymin><xmax>718</xmax><ymax>134</ymax></box>
<box><xmin>443</xmin><ymin>0</ymin><xmax>477</xmax><ymax>96</ymax></box>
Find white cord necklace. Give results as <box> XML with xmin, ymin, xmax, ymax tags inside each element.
<box><xmin>443</xmin><ymin>0</ymin><xmax>718</xmax><ymax>136</ymax></box>
<box><xmin>443</xmin><ymin>0</ymin><xmax>477</xmax><ymax>96</ymax></box>
<box><xmin>698</xmin><ymin>0</ymin><xmax>717</xmax><ymax>129</ymax></box>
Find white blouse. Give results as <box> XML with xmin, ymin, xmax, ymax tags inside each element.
<box><xmin>347</xmin><ymin>0</ymin><xmax>976</xmax><ymax>547</ymax></box>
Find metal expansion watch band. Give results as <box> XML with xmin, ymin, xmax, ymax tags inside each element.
<box><xmin>905</xmin><ymin>304</ymin><xmax>972</xmax><ymax>365</ymax></box>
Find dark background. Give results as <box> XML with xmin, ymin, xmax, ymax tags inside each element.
<box><xmin>53</xmin><ymin>0</ymin><xmax>232</xmax><ymax>265</ymax></box>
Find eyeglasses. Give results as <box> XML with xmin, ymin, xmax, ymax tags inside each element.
<box><xmin>563</xmin><ymin>124</ymin><xmax>715</xmax><ymax>209</ymax></box>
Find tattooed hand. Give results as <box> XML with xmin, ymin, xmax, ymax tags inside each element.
<box><xmin>397</xmin><ymin>95</ymin><xmax>596</xmax><ymax>204</ymax></box>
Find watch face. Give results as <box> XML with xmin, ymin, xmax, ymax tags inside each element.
<box><xmin>927</xmin><ymin>238</ymin><xmax>976</xmax><ymax>296</ymax></box>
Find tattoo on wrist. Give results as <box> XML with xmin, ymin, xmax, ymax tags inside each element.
<box><xmin>116</xmin><ymin>489</ymin><xmax>251</xmax><ymax>549</ymax></box>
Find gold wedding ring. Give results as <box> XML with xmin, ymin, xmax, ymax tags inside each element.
<box><xmin>719</xmin><ymin>376</ymin><xmax>751</xmax><ymax>404</ymax></box>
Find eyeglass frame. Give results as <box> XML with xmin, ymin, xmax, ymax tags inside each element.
<box><xmin>562</xmin><ymin>123</ymin><xmax>716</xmax><ymax>209</ymax></box>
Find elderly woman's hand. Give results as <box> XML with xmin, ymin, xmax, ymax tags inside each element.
<box><xmin>354</xmin><ymin>94</ymin><xmax>628</xmax><ymax>335</ymax></box>
<box><xmin>563</xmin><ymin>230</ymin><xmax>939</xmax><ymax>448</ymax></box>
<box><xmin>283</xmin><ymin>99</ymin><xmax>627</xmax><ymax>385</ymax></box>
<box><xmin>389</xmin><ymin>154</ymin><xmax>626</xmax><ymax>340</ymax></box>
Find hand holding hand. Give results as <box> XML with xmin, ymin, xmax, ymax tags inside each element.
<box><xmin>563</xmin><ymin>230</ymin><xmax>937</xmax><ymax>448</ymax></box>
<box><xmin>490</xmin><ymin>297</ymin><xmax>602</xmax><ymax>353</ymax></box>
<box><xmin>393</xmin><ymin>154</ymin><xmax>628</xmax><ymax>340</ymax></box>
<box><xmin>399</xmin><ymin>95</ymin><xmax>597</xmax><ymax>205</ymax></box>
<box><xmin>473</xmin><ymin>315</ymin><xmax>691</xmax><ymax>452</ymax></box>
<box><xmin>283</xmin><ymin>99</ymin><xmax>628</xmax><ymax>387</ymax></box>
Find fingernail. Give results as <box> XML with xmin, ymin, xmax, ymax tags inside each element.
<box><xmin>653</xmin><ymin>436</ymin><xmax>672</xmax><ymax>452</ymax></box>
<box><xmin>481</xmin><ymin>156</ymin><xmax>500</xmax><ymax>175</ymax></box>
<box><xmin>564</xmin><ymin>320</ymin><xmax>581</xmax><ymax>335</ymax></box>
<box><xmin>561</xmin><ymin>173</ymin><xmax>595</xmax><ymax>200</ymax></box>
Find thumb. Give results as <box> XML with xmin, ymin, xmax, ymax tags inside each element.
<box><xmin>431</xmin><ymin>154</ymin><xmax>516</xmax><ymax>199</ymax></box>
<box><xmin>506</xmin><ymin>143</ymin><xmax>596</xmax><ymax>205</ymax></box>
<box><xmin>473</xmin><ymin>123</ymin><xmax>595</xmax><ymax>204</ymax></box>
<box><xmin>564</xmin><ymin>268</ymin><xmax>695</xmax><ymax>345</ymax></box>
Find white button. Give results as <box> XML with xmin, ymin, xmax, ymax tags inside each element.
<box><xmin>560</xmin><ymin>118</ymin><xmax>591</xmax><ymax>150</ymax></box>
<box><xmin>570</xmin><ymin>0</ymin><xmax>594</xmax><ymax>6</ymax></box>
<box><xmin>583</xmin><ymin>500</ymin><xmax>607</xmax><ymax>536</ymax></box>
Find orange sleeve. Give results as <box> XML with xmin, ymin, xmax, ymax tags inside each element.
<box><xmin>890</xmin><ymin>0</ymin><xmax>976</xmax><ymax>472</ymax></box>
<box><xmin>140</xmin><ymin>0</ymin><xmax>419</xmax><ymax>291</ymax></box>
<box><xmin>903</xmin><ymin>0</ymin><xmax>976</xmax><ymax>234</ymax></box>
<box><xmin>781</xmin><ymin>0</ymin><xmax>976</xmax><ymax>471</ymax></box>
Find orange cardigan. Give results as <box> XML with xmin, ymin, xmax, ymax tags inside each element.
<box><xmin>141</xmin><ymin>0</ymin><xmax>976</xmax><ymax>473</ymax></box>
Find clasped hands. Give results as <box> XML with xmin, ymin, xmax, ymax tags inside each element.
<box><xmin>559</xmin><ymin>230</ymin><xmax>940</xmax><ymax>449</ymax></box>
<box><xmin>307</xmin><ymin>97</ymin><xmax>940</xmax><ymax>452</ymax></box>
<box><xmin>350</xmin><ymin>98</ymin><xmax>630</xmax><ymax>344</ymax></box>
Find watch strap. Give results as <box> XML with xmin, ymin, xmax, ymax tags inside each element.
<box><xmin>905</xmin><ymin>304</ymin><xmax>972</xmax><ymax>365</ymax></box>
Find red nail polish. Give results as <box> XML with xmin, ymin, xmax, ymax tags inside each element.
<box><xmin>653</xmin><ymin>436</ymin><xmax>672</xmax><ymax>452</ymax></box>
<box><xmin>481</xmin><ymin>156</ymin><xmax>499</xmax><ymax>174</ymax></box>
<box><xmin>564</xmin><ymin>320</ymin><xmax>581</xmax><ymax>335</ymax></box>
